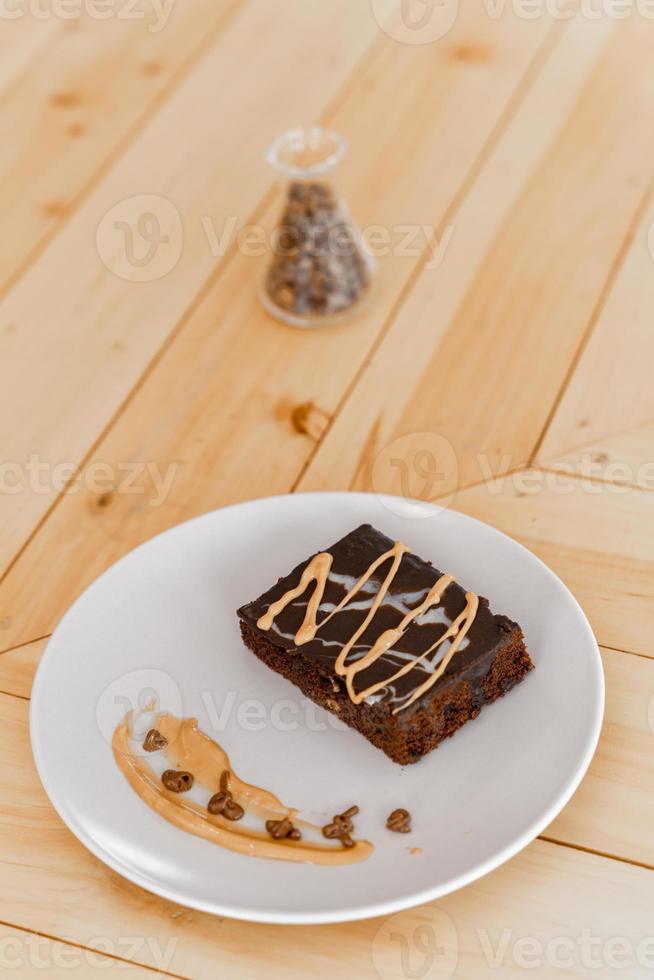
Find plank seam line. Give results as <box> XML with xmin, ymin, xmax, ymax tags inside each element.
<box><xmin>0</xmin><ymin>21</ymin><xmax>390</xmax><ymax>590</ymax></box>
<box><xmin>290</xmin><ymin>14</ymin><xmax>570</xmax><ymax>493</ymax></box>
<box><xmin>429</xmin><ymin>461</ymin><xmax>654</xmax><ymax>504</ymax></box>
<box><xmin>536</xmin><ymin>463</ymin><xmax>654</xmax><ymax>495</ymax></box>
<box><xmin>536</xmin><ymin>417</ymin><xmax>654</xmax><ymax>474</ymax></box>
<box><xmin>0</xmin><ymin>689</ymin><xmax>29</xmax><ymax>702</ymax></box>
<box><xmin>529</xmin><ymin>169</ymin><xmax>654</xmax><ymax>465</ymax></box>
<box><xmin>0</xmin><ymin>454</ymin><xmax>648</xmax><ymax>652</ymax></box>
<box><xmin>601</xmin><ymin>643</ymin><xmax>654</xmax><ymax>663</ymax></box>
<box><xmin>538</xmin><ymin>835</ymin><xmax>654</xmax><ymax>875</ymax></box>
<box><xmin>421</xmin><ymin>459</ymin><xmax>654</xmax><ymax>505</ymax></box>
<box><xmin>0</xmin><ymin>0</ymin><xmax>247</xmax><ymax>307</ymax></box>
<box><xmin>0</xmin><ymin>183</ymin><xmax>276</xmax><ymax>591</ymax></box>
<box><xmin>0</xmin><ymin>916</ymin><xmax>189</xmax><ymax>979</ymax></box>
<box><xmin>431</xmin><ymin>464</ymin><xmax>531</xmax><ymax>502</ymax></box>
<box><xmin>0</xmin><ymin>634</ymin><xmax>51</xmax><ymax>658</ymax></box>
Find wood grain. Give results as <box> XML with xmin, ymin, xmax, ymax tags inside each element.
<box><xmin>0</xmin><ymin>16</ymin><xmax>60</xmax><ymax>94</ymax></box>
<box><xmin>1</xmin><ymin>4</ymin><xmax>652</xmax><ymax>973</ymax></box>
<box><xmin>547</xmin><ymin>647</ymin><xmax>654</xmax><ymax>868</ymax></box>
<box><xmin>0</xmin><ymin>922</ymin><xmax>162</xmax><ymax>977</ymax></box>
<box><xmin>1</xmin><ymin>689</ymin><xmax>653</xmax><ymax>978</ymax></box>
<box><xmin>0</xmin><ymin>0</ymin><xmax>245</xmax><ymax>296</ymax></box>
<box><xmin>0</xmin><ymin>637</ymin><xmax>45</xmax><ymax>700</ymax></box>
<box><xmin>537</xmin><ymin>193</ymin><xmax>654</xmax><ymax>480</ymax></box>
<box><xmin>0</xmin><ymin>0</ymin><xmax>380</xmax><ymax>579</ymax></box>
<box><xmin>451</xmin><ymin>472</ymin><xmax>654</xmax><ymax>657</ymax></box>
<box><xmin>540</xmin><ymin>426</ymin><xmax>654</xmax><ymax>492</ymax></box>
<box><xmin>0</xmin><ymin>6</ymin><xmax>557</xmax><ymax>653</ymax></box>
<box><xmin>298</xmin><ymin>14</ymin><xmax>654</xmax><ymax>500</ymax></box>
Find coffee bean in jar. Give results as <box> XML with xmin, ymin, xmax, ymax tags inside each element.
<box><xmin>261</xmin><ymin>127</ymin><xmax>375</xmax><ymax>328</ymax></box>
<box><xmin>265</xmin><ymin>181</ymin><xmax>371</xmax><ymax>321</ymax></box>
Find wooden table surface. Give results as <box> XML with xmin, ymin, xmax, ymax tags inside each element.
<box><xmin>1</xmin><ymin>1</ymin><xmax>653</xmax><ymax>976</ymax></box>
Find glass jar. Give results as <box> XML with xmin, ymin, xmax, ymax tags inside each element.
<box><xmin>260</xmin><ymin>126</ymin><xmax>375</xmax><ymax>329</ymax></box>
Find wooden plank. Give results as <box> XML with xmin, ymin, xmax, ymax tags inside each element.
<box><xmin>539</xmin><ymin>425</ymin><xmax>654</xmax><ymax>492</ymax></box>
<box><xmin>0</xmin><ymin>922</ymin><xmax>162</xmax><ymax>977</ymax></box>
<box><xmin>0</xmin><ymin>10</ymin><xmax>571</xmax><ymax>652</ymax></box>
<box><xmin>297</xmin><ymin>14</ymin><xmax>654</xmax><ymax>501</ymax></box>
<box><xmin>3</xmin><ymin>6</ymin><xmax>651</xmax><ymax>974</ymax></box>
<box><xmin>6</xmin><ymin>640</ymin><xmax>653</xmax><ymax>870</ymax></box>
<box><xmin>449</xmin><ymin>472</ymin><xmax>654</xmax><ymax>657</ymax></box>
<box><xmin>537</xmin><ymin>194</ymin><xmax>654</xmax><ymax>481</ymax></box>
<box><xmin>0</xmin><ymin>0</ymin><xmax>245</xmax><ymax>296</ymax></box>
<box><xmin>0</xmin><ymin>0</ymin><xmax>382</xmax><ymax>578</ymax></box>
<box><xmin>0</xmin><ymin>637</ymin><xmax>45</xmax><ymax>699</ymax></box>
<box><xmin>2</xmin><ymin>692</ymin><xmax>654</xmax><ymax>977</ymax></box>
<box><xmin>0</xmin><ymin>17</ymin><xmax>60</xmax><ymax>94</ymax></box>
<box><xmin>547</xmin><ymin>647</ymin><xmax>654</xmax><ymax>868</ymax></box>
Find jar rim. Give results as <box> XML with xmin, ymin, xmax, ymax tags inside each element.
<box><xmin>266</xmin><ymin>126</ymin><xmax>348</xmax><ymax>179</ymax></box>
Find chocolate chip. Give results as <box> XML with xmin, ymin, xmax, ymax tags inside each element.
<box><xmin>340</xmin><ymin>805</ymin><xmax>359</xmax><ymax>822</ymax></box>
<box><xmin>322</xmin><ymin>805</ymin><xmax>359</xmax><ymax>847</ymax></box>
<box><xmin>322</xmin><ymin>823</ymin><xmax>341</xmax><ymax>840</ymax></box>
<box><xmin>207</xmin><ymin>791</ymin><xmax>229</xmax><ymax>815</ymax></box>
<box><xmin>161</xmin><ymin>770</ymin><xmax>193</xmax><ymax>793</ymax></box>
<box><xmin>266</xmin><ymin>817</ymin><xmax>289</xmax><ymax>839</ymax></box>
<box><xmin>143</xmin><ymin>729</ymin><xmax>168</xmax><ymax>752</ymax></box>
<box><xmin>223</xmin><ymin>799</ymin><xmax>244</xmax><ymax>822</ymax></box>
<box><xmin>207</xmin><ymin>771</ymin><xmax>244</xmax><ymax>820</ymax></box>
<box><xmin>386</xmin><ymin>808</ymin><xmax>411</xmax><ymax>833</ymax></box>
<box><xmin>266</xmin><ymin>817</ymin><xmax>302</xmax><ymax>841</ymax></box>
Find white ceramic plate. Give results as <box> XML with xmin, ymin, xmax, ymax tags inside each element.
<box><xmin>31</xmin><ymin>492</ymin><xmax>604</xmax><ymax>924</ymax></box>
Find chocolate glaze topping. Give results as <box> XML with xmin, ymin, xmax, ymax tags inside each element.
<box><xmin>238</xmin><ymin>524</ymin><xmax>517</xmax><ymax>714</ymax></box>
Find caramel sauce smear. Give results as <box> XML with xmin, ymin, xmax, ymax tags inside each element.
<box><xmin>113</xmin><ymin>711</ymin><xmax>373</xmax><ymax>865</ymax></box>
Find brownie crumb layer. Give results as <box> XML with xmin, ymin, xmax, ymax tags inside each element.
<box><xmin>240</xmin><ymin>619</ymin><xmax>533</xmax><ymax>765</ymax></box>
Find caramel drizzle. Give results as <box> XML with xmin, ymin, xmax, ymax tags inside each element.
<box><xmin>257</xmin><ymin>541</ymin><xmax>479</xmax><ymax>714</ymax></box>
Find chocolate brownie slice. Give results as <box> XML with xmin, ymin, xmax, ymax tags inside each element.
<box><xmin>237</xmin><ymin>524</ymin><xmax>534</xmax><ymax>765</ymax></box>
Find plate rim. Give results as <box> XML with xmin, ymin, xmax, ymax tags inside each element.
<box><xmin>30</xmin><ymin>491</ymin><xmax>605</xmax><ymax>925</ymax></box>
